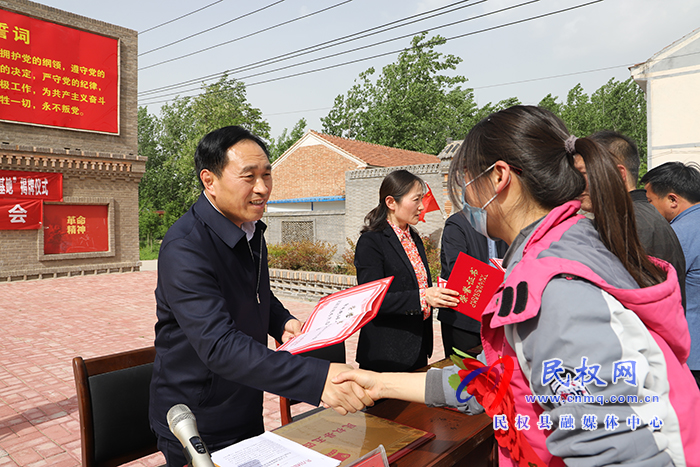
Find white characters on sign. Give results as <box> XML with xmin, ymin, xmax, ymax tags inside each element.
<box><xmin>8</xmin><ymin>203</ymin><xmax>27</xmax><ymax>223</ymax></box>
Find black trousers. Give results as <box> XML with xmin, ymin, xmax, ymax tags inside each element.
<box><xmin>440</xmin><ymin>322</ymin><xmax>482</xmax><ymax>358</ymax></box>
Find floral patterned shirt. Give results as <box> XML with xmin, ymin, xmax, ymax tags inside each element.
<box><xmin>387</xmin><ymin>219</ymin><xmax>430</xmax><ymax>319</ymax></box>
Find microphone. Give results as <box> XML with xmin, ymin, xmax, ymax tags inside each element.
<box><xmin>166</xmin><ymin>404</ymin><xmax>216</xmax><ymax>467</ymax></box>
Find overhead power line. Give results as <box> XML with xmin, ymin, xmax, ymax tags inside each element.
<box><xmin>138</xmin><ymin>0</ymin><xmax>605</xmax><ymax>106</ymax></box>
<box><xmin>138</xmin><ymin>0</ymin><xmax>485</xmax><ymax>98</ymax></box>
<box><xmin>139</xmin><ymin>0</ymin><xmax>285</xmax><ymax>56</ymax></box>
<box><xmin>244</xmin><ymin>0</ymin><xmax>605</xmax><ymax>87</ymax></box>
<box><xmin>138</xmin><ymin>0</ymin><xmax>557</xmax><ymax>104</ymax></box>
<box><xmin>139</xmin><ymin>0</ymin><xmax>226</xmax><ymax>35</ymax></box>
<box><xmin>138</xmin><ymin>0</ymin><xmax>354</xmax><ymax>70</ymax></box>
<box><xmin>138</xmin><ymin>0</ymin><xmax>541</xmax><ymax>103</ymax></box>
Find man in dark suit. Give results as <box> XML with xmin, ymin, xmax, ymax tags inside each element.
<box><xmin>149</xmin><ymin>126</ymin><xmax>369</xmax><ymax>467</ymax></box>
<box><xmin>587</xmin><ymin>131</ymin><xmax>686</xmax><ymax>308</ymax></box>
<box><xmin>438</xmin><ymin>212</ymin><xmax>508</xmax><ymax>357</ymax></box>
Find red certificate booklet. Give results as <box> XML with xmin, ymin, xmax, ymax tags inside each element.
<box><xmin>446</xmin><ymin>252</ymin><xmax>505</xmax><ymax>322</ymax></box>
<box><xmin>276</xmin><ymin>277</ymin><xmax>393</xmax><ymax>355</ymax></box>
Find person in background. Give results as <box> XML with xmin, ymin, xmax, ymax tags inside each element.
<box><xmin>577</xmin><ymin>130</ymin><xmax>686</xmax><ymax>308</ymax></box>
<box><xmin>149</xmin><ymin>126</ymin><xmax>371</xmax><ymax>467</ymax></box>
<box><xmin>438</xmin><ymin>211</ymin><xmax>507</xmax><ymax>357</ymax></box>
<box><xmin>336</xmin><ymin>106</ymin><xmax>700</xmax><ymax>465</ymax></box>
<box><xmin>353</xmin><ymin>170</ymin><xmax>460</xmax><ymax>372</ymax></box>
<box><xmin>641</xmin><ymin>161</ymin><xmax>700</xmax><ymax>387</ymax></box>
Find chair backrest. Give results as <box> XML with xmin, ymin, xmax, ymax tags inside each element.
<box><xmin>72</xmin><ymin>347</ymin><xmax>158</xmax><ymax>467</ymax></box>
<box><xmin>278</xmin><ymin>342</ymin><xmax>346</xmax><ymax>425</ymax></box>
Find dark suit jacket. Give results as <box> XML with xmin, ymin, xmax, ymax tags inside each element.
<box><xmin>354</xmin><ymin>224</ymin><xmax>433</xmax><ymax>372</ymax></box>
<box><xmin>631</xmin><ymin>189</ymin><xmax>687</xmax><ymax>309</ymax></box>
<box><xmin>438</xmin><ymin>212</ymin><xmax>508</xmax><ymax>333</ymax></box>
<box><xmin>149</xmin><ymin>193</ymin><xmax>328</xmax><ymax>447</ymax></box>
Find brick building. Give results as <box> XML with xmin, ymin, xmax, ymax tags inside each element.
<box><xmin>0</xmin><ymin>0</ymin><xmax>142</xmax><ymax>281</ymax></box>
<box><xmin>264</xmin><ymin>130</ymin><xmax>445</xmax><ymax>256</ymax></box>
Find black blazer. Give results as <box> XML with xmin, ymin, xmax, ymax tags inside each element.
<box><xmin>354</xmin><ymin>224</ymin><xmax>433</xmax><ymax>372</ymax></box>
<box><xmin>150</xmin><ymin>194</ymin><xmax>328</xmax><ymax>447</ymax></box>
<box><xmin>438</xmin><ymin>212</ymin><xmax>508</xmax><ymax>333</ymax></box>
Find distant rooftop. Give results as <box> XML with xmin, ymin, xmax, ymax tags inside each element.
<box><xmin>309</xmin><ymin>130</ymin><xmax>439</xmax><ymax>167</ymax></box>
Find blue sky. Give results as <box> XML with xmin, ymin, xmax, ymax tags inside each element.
<box><xmin>31</xmin><ymin>0</ymin><xmax>700</xmax><ymax>140</ymax></box>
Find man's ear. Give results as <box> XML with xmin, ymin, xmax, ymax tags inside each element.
<box><xmin>200</xmin><ymin>169</ymin><xmax>215</xmax><ymax>194</ymax></box>
<box><xmin>616</xmin><ymin>164</ymin><xmax>628</xmax><ymax>186</ymax></box>
<box><xmin>668</xmin><ymin>192</ymin><xmax>680</xmax><ymax>208</ymax></box>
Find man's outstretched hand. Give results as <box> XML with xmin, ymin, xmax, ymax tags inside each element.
<box><xmin>321</xmin><ymin>363</ymin><xmax>375</xmax><ymax>415</ymax></box>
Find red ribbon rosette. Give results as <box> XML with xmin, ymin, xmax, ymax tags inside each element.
<box><xmin>459</xmin><ymin>356</ymin><xmax>545</xmax><ymax>467</ymax></box>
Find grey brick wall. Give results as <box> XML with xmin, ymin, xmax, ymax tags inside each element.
<box><xmin>345</xmin><ymin>163</ymin><xmax>447</xmax><ymax>246</ymax></box>
<box><xmin>0</xmin><ymin>0</ymin><xmax>142</xmax><ymax>281</ymax></box>
<box><xmin>263</xmin><ymin>210</ymin><xmax>348</xmax><ymax>260</ymax></box>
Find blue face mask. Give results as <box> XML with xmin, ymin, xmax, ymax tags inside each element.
<box><xmin>461</xmin><ymin>163</ymin><xmax>505</xmax><ymax>239</ymax></box>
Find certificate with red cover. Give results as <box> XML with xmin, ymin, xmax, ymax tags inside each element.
<box><xmin>276</xmin><ymin>277</ymin><xmax>393</xmax><ymax>355</ymax></box>
<box><xmin>446</xmin><ymin>252</ymin><xmax>505</xmax><ymax>322</ymax></box>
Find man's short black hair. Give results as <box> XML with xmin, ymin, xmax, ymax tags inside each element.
<box><xmin>194</xmin><ymin>126</ymin><xmax>270</xmax><ymax>188</ymax></box>
<box><xmin>640</xmin><ymin>161</ymin><xmax>700</xmax><ymax>204</ymax></box>
<box><xmin>590</xmin><ymin>130</ymin><xmax>640</xmax><ymax>185</ymax></box>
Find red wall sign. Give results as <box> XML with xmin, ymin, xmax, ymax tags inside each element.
<box><xmin>43</xmin><ymin>204</ymin><xmax>109</xmax><ymax>254</ymax></box>
<box><xmin>0</xmin><ymin>8</ymin><xmax>119</xmax><ymax>134</ymax></box>
<box><xmin>0</xmin><ymin>198</ymin><xmax>41</xmax><ymax>229</ymax></box>
<box><xmin>0</xmin><ymin>170</ymin><xmax>62</xmax><ymax>201</ymax></box>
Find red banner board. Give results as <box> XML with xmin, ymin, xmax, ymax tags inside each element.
<box><xmin>0</xmin><ymin>198</ymin><xmax>41</xmax><ymax>229</ymax></box>
<box><xmin>43</xmin><ymin>204</ymin><xmax>109</xmax><ymax>254</ymax></box>
<box><xmin>0</xmin><ymin>8</ymin><xmax>119</xmax><ymax>134</ymax></box>
<box><xmin>0</xmin><ymin>170</ymin><xmax>62</xmax><ymax>201</ymax></box>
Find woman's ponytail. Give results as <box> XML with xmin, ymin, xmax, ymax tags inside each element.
<box><xmin>576</xmin><ymin>137</ymin><xmax>665</xmax><ymax>287</ymax></box>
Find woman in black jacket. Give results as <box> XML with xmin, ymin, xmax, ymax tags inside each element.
<box><xmin>354</xmin><ymin>170</ymin><xmax>459</xmax><ymax>372</ymax></box>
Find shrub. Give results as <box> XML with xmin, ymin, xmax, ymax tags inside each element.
<box><xmin>336</xmin><ymin>238</ymin><xmax>357</xmax><ymax>276</ymax></box>
<box><xmin>421</xmin><ymin>235</ymin><xmax>441</xmax><ymax>283</ymax></box>
<box><xmin>267</xmin><ymin>240</ymin><xmax>337</xmax><ymax>273</ymax></box>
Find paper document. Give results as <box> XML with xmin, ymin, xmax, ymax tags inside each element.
<box><xmin>211</xmin><ymin>431</ymin><xmax>340</xmax><ymax>467</ymax></box>
<box><xmin>276</xmin><ymin>277</ymin><xmax>392</xmax><ymax>355</ymax></box>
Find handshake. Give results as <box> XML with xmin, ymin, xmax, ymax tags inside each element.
<box><xmin>320</xmin><ymin>363</ymin><xmax>426</xmax><ymax>414</ymax></box>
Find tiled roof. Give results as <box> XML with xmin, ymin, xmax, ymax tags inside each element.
<box><xmin>310</xmin><ymin>130</ymin><xmax>439</xmax><ymax>167</ymax></box>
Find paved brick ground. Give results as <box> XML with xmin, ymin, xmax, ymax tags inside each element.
<box><xmin>0</xmin><ymin>271</ymin><xmax>444</xmax><ymax>466</ymax></box>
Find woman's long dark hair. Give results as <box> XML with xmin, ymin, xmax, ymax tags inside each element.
<box><xmin>448</xmin><ymin>105</ymin><xmax>664</xmax><ymax>288</ymax></box>
<box><xmin>362</xmin><ymin>170</ymin><xmax>425</xmax><ymax>233</ymax></box>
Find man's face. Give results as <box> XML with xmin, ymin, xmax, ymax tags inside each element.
<box><xmin>203</xmin><ymin>139</ymin><xmax>272</xmax><ymax>227</ymax></box>
<box><xmin>644</xmin><ymin>184</ymin><xmax>676</xmax><ymax>222</ymax></box>
<box><xmin>573</xmin><ymin>155</ymin><xmax>593</xmax><ymax>212</ymax></box>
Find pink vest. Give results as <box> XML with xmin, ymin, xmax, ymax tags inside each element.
<box><xmin>481</xmin><ymin>201</ymin><xmax>700</xmax><ymax>466</ymax></box>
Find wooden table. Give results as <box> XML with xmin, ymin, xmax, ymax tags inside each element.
<box><xmin>364</xmin><ymin>398</ymin><xmax>495</xmax><ymax>466</ymax></box>
<box><xmin>277</xmin><ymin>358</ymin><xmax>496</xmax><ymax>466</ymax></box>
<box><xmin>362</xmin><ymin>357</ymin><xmax>495</xmax><ymax>467</ymax></box>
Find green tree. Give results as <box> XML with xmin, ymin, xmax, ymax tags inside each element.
<box><xmin>137</xmin><ymin>75</ymin><xmax>270</xmax><ymax>252</ymax></box>
<box><xmin>269</xmin><ymin>118</ymin><xmax>307</xmax><ymax>161</ymax></box>
<box><xmin>537</xmin><ymin>93</ymin><xmax>561</xmax><ymax>115</ymax></box>
<box><xmin>321</xmin><ymin>33</ymin><xmax>481</xmax><ymax>154</ymax></box>
<box><xmin>543</xmin><ymin>78</ymin><xmax>648</xmax><ymax>180</ymax></box>
<box><xmin>589</xmin><ymin>78</ymin><xmax>648</xmax><ymax>175</ymax></box>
